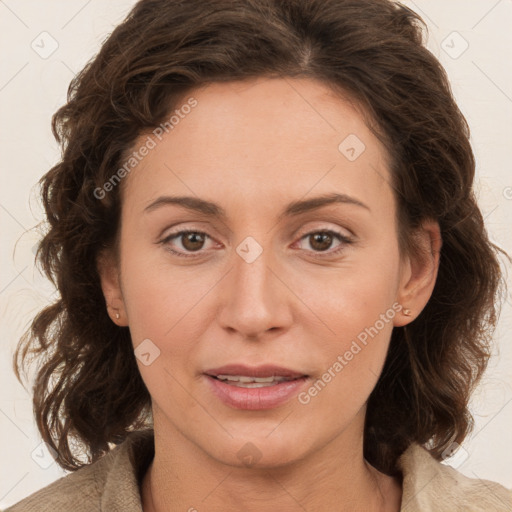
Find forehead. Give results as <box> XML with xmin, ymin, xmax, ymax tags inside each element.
<box><xmin>122</xmin><ymin>77</ymin><xmax>393</xmax><ymax>216</ymax></box>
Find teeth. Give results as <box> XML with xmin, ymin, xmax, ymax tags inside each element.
<box><xmin>215</xmin><ymin>374</ymin><xmax>291</xmax><ymax>386</ymax></box>
<box><xmin>216</xmin><ymin>374</ymin><xmax>288</xmax><ymax>382</ymax></box>
<box><xmin>230</xmin><ymin>382</ymin><xmax>279</xmax><ymax>388</ymax></box>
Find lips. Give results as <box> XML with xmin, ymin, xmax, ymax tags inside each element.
<box><xmin>204</xmin><ymin>364</ymin><xmax>307</xmax><ymax>380</ymax></box>
<box><xmin>203</xmin><ymin>364</ymin><xmax>309</xmax><ymax>409</ymax></box>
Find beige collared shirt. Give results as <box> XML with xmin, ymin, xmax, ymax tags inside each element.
<box><xmin>4</xmin><ymin>429</ymin><xmax>511</xmax><ymax>511</ymax></box>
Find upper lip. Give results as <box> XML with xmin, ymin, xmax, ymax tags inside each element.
<box><xmin>204</xmin><ymin>364</ymin><xmax>307</xmax><ymax>379</ymax></box>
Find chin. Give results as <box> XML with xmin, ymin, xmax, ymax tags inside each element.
<box><xmin>202</xmin><ymin>427</ymin><xmax>315</xmax><ymax>469</ymax></box>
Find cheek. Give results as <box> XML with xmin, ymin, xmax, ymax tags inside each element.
<box><xmin>120</xmin><ymin>241</ymin><xmax>217</xmax><ymax>343</ymax></box>
<box><xmin>294</xmin><ymin>250</ymin><xmax>400</xmax><ymax>405</ymax></box>
<box><xmin>122</xmin><ymin>256</ymin><xmax>214</xmax><ymax>409</ymax></box>
<box><xmin>293</xmin><ymin>250</ymin><xmax>400</xmax><ymax>342</ymax></box>
<box><xmin>298</xmin><ymin>288</ymin><xmax>396</xmax><ymax>420</ymax></box>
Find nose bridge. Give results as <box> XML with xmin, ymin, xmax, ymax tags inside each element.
<box><xmin>217</xmin><ymin>234</ymin><xmax>290</xmax><ymax>337</ymax></box>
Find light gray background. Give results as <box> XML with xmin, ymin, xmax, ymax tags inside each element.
<box><xmin>1</xmin><ymin>0</ymin><xmax>511</xmax><ymax>508</ymax></box>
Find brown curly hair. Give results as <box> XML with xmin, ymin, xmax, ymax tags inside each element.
<box><xmin>13</xmin><ymin>0</ymin><xmax>509</xmax><ymax>475</ymax></box>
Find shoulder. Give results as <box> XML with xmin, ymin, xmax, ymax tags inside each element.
<box><xmin>3</xmin><ymin>430</ymin><xmax>154</xmax><ymax>512</ymax></box>
<box><xmin>3</xmin><ymin>451</ymin><xmax>110</xmax><ymax>512</ymax></box>
<box><xmin>399</xmin><ymin>443</ymin><xmax>512</xmax><ymax>512</ymax></box>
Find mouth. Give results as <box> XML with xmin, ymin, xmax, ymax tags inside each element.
<box><xmin>203</xmin><ymin>364</ymin><xmax>309</xmax><ymax>409</ymax></box>
<box><xmin>207</xmin><ymin>374</ymin><xmax>304</xmax><ymax>388</ymax></box>
<box><xmin>204</xmin><ymin>364</ymin><xmax>308</xmax><ymax>385</ymax></box>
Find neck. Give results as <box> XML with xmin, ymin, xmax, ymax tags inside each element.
<box><xmin>141</xmin><ymin>409</ymin><xmax>402</xmax><ymax>512</ymax></box>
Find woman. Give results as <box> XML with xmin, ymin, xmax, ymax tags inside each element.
<box><xmin>7</xmin><ymin>0</ymin><xmax>511</xmax><ymax>510</ymax></box>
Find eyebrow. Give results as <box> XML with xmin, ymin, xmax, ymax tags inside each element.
<box><xmin>143</xmin><ymin>192</ymin><xmax>370</xmax><ymax>220</ymax></box>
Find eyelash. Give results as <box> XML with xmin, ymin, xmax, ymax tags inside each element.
<box><xmin>159</xmin><ymin>228</ymin><xmax>354</xmax><ymax>259</ymax></box>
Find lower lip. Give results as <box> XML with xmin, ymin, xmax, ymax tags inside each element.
<box><xmin>204</xmin><ymin>375</ymin><xmax>309</xmax><ymax>410</ymax></box>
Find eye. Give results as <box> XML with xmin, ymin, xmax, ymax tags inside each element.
<box><xmin>295</xmin><ymin>229</ymin><xmax>354</xmax><ymax>257</ymax></box>
<box><xmin>159</xmin><ymin>230</ymin><xmax>217</xmax><ymax>258</ymax></box>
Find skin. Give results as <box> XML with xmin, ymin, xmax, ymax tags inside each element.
<box><xmin>98</xmin><ymin>77</ymin><xmax>441</xmax><ymax>511</ymax></box>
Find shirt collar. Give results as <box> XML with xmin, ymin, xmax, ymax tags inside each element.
<box><xmin>100</xmin><ymin>429</ymin><xmax>511</xmax><ymax>511</ymax></box>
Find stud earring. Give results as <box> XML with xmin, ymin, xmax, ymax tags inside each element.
<box><xmin>403</xmin><ymin>308</ymin><xmax>412</xmax><ymax>316</ymax></box>
<box><xmin>108</xmin><ymin>304</ymin><xmax>121</xmax><ymax>320</ymax></box>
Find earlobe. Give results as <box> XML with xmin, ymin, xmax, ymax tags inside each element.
<box><xmin>394</xmin><ymin>220</ymin><xmax>442</xmax><ymax>327</ymax></box>
<box><xmin>96</xmin><ymin>249</ymin><xmax>128</xmax><ymax>326</ymax></box>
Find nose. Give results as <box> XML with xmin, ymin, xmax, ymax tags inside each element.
<box><xmin>216</xmin><ymin>240</ymin><xmax>293</xmax><ymax>340</ymax></box>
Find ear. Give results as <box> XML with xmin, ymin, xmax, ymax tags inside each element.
<box><xmin>393</xmin><ymin>219</ymin><xmax>442</xmax><ymax>327</ymax></box>
<box><xmin>97</xmin><ymin>248</ymin><xmax>129</xmax><ymax>326</ymax></box>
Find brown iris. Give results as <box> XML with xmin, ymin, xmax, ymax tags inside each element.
<box><xmin>181</xmin><ymin>232</ymin><xmax>206</xmax><ymax>251</ymax></box>
<box><xmin>308</xmin><ymin>232</ymin><xmax>334</xmax><ymax>252</ymax></box>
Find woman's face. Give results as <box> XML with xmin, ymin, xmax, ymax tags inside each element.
<box><xmin>101</xmin><ymin>77</ymin><xmax>437</xmax><ymax>467</ymax></box>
